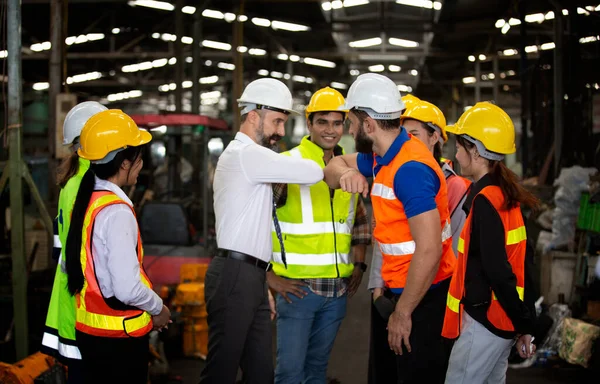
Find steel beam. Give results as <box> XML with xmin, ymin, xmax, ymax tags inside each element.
<box><xmin>174</xmin><ymin>0</ymin><xmax>184</xmax><ymax>112</ymax></box>
<box><xmin>231</xmin><ymin>0</ymin><xmax>245</xmax><ymax>131</ymax></box>
<box><xmin>8</xmin><ymin>0</ymin><xmax>28</xmax><ymax>360</ymax></box>
<box><xmin>49</xmin><ymin>0</ymin><xmax>63</xmax><ymax>160</ymax></box>
<box><xmin>553</xmin><ymin>3</ymin><xmax>564</xmax><ymax>176</ymax></box>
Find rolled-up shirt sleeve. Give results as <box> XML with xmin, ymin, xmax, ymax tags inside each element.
<box><xmin>240</xmin><ymin>145</ymin><xmax>324</xmax><ymax>185</ymax></box>
<box><xmin>103</xmin><ymin>209</ymin><xmax>163</xmax><ymax>316</ymax></box>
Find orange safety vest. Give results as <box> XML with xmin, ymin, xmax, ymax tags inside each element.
<box><xmin>371</xmin><ymin>135</ymin><xmax>456</xmax><ymax>289</ymax></box>
<box><xmin>75</xmin><ymin>191</ymin><xmax>154</xmax><ymax>338</ymax></box>
<box><xmin>442</xmin><ymin>185</ymin><xmax>527</xmax><ymax>339</ymax></box>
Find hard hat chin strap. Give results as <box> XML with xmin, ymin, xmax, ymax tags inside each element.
<box><xmin>462</xmin><ymin>135</ymin><xmax>504</xmax><ymax>161</ymax></box>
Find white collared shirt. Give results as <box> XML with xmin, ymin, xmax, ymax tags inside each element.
<box><xmin>213</xmin><ymin>132</ymin><xmax>324</xmax><ymax>262</ymax></box>
<box><xmin>92</xmin><ymin>177</ymin><xmax>163</xmax><ymax>315</ymax></box>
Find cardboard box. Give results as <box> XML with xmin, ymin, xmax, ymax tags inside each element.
<box><xmin>180</xmin><ymin>264</ymin><xmax>209</xmax><ymax>283</ymax></box>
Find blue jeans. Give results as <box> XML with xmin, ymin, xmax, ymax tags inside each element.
<box><xmin>275</xmin><ymin>286</ymin><xmax>347</xmax><ymax>384</ymax></box>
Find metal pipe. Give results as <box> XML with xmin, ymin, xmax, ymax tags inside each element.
<box><xmin>174</xmin><ymin>0</ymin><xmax>184</xmax><ymax>112</ymax></box>
<box><xmin>202</xmin><ymin>128</ymin><xmax>209</xmax><ymax>254</ymax></box>
<box><xmin>8</xmin><ymin>0</ymin><xmax>29</xmax><ymax>360</ymax></box>
<box><xmin>191</xmin><ymin>11</ymin><xmax>202</xmax><ymax>115</ymax></box>
<box><xmin>232</xmin><ymin>0</ymin><xmax>245</xmax><ymax>131</ymax></box>
<box><xmin>519</xmin><ymin>0</ymin><xmax>529</xmax><ymax>177</ymax></box>
<box><xmin>49</xmin><ymin>0</ymin><xmax>62</xmax><ymax>159</ymax></box>
<box><xmin>475</xmin><ymin>60</ymin><xmax>481</xmax><ymax>102</ymax></box>
<box><xmin>493</xmin><ymin>56</ymin><xmax>499</xmax><ymax>103</ymax></box>
<box><xmin>553</xmin><ymin>6</ymin><xmax>564</xmax><ymax>177</ymax></box>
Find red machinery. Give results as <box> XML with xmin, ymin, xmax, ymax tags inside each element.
<box><xmin>130</xmin><ymin>113</ymin><xmax>231</xmax><ymax>289</ymax></box>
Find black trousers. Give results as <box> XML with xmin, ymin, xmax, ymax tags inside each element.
<box><xmin>76</xmin><ymin>330</ymin><xmax>149</xmax><ymax>384</ymax></box>
<box><xmin>368</xmin><ymin>296</ymin><xmax>398</xmax><ymax>384</ymax></box>
<box><xmin>200</xmin><ymin>256</ymin><xmax>273</xmax><ymax>384</ymax></box>
<box><xmin>369</xmin><ymin>279</ymin><xmax>453</xmax><ymax>384</ymax></box>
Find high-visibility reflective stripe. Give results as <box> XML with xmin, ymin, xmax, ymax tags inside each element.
<box><xmin>53</xmin><ymin>235</ymin><xmax>62</xmax><ymax>248</ymax></box>
<box><xmin>277</xmin><ymin>221</ymin><xmax>352</xmax><ymax>236</ymax></box>
<box><xmin>371</xmin><ymin>183</ymin><xmax>396</xmax><ymax>200</ymax></box>
<box><xmin>41</xmin><ymin>332</ymin><xmax>82</xmax><ymax>360</ymax></box>
<box><xmin>76</xmin><ymin>307</ymin><xmax>152</xmax><ymax>334</ymax></box>
<box><xmin>290</xmin><ymin>149</ymin><xmax>314</xmax><ymax>224</ymax></box>
<box><xmin>379</xmin><ymin>241</ymin><xmax>415</xmax><ymax>256</ymax></box>
<box><xmin>492</xmin><ymin>286</ymin><xmax>524</xmax><ymax>301</ymax></box>
<box><xmin>380</xmin><ymin>222</ymin><xmax>452</xmax><ymax>256</ymax></box>
<box><xmin>272</xmin><ymin>252</ymin><xmax>351</xmax><ymax>266</ymax></box>
<box><xmin>507</xmin><ymin>226</ymin><xmax>527</xmax><ymax>245</ymax></box>
<box><xmin>457</xmin><ymin>237</ymin><xmax>465</xmax><ymax>254</ymax></box>
<box><xmin>447</xmin><ymin>293</ymin><xmax>460</xmax><ymax>313</ymax></box>
<box><xmin>441</xmin><ymin>221</ymin><xmax>452</xmax><ymax>242</ymax></box>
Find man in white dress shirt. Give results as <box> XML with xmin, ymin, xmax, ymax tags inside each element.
<box><xmin>200</xmin><ymin>78</ymin><xmax>324</xmax><ymax>384</ymax></box>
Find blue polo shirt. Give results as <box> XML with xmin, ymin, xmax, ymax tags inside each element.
<box><xmin>357</xmin><ymin>128</ymin><xmax>440</xmax><ymax>218</ymax></box>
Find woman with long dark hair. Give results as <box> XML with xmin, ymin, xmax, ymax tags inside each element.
<box><xmin>66</xmin><ymin>109</ymin><xmax>170</xmax><ymax>384</ymax></box>
<box><xmin>41</xmin><ymin>101</ymin><xmax>107</xmax><ymax>384</ymax></box>
<box><xmin>442</xmin><ymin>102</ymin><xmax>538</xmax><ymax>383</ymax></box>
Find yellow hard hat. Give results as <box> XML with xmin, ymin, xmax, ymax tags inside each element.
<box><xmin>401</xmin><ymin>94</ymin><xmax>421</xmax><ymax>110</ymax></box>
<box><xmin>77</xmin><ymin>109</ymin><xmax>152</xmax><ymax>162</ymax></box>
<box><xmin>305</xmin><ymin>87</ymin><xmax>348</xmax><ymax>119</ymax></box>
<box><xmin>446</xmin><ymin>102</ymin><xmax>515</xmax><ymax>156</ymax></box>
<box><xmin>401</xmin><ymin>99</ymin><xmax>448</xmax><ymax>142</ymax></box>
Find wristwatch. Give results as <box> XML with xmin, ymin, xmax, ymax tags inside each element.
<box><xmin>354</xmin><ymin>262</ymin><xmax>367</xmax><ymax>272</ymax></box>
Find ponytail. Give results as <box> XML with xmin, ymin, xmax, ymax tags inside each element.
<box><xmin>433</xmin><ymin>142</ymin><xmax>443</xmax><ymax>166</ymax></box>
<box><xmin>66</xmin><ymin>168</ymin><xmax>95</xmax><ymax>295</ymax></box>
<box><xmin>57</xmin><ymin>152</ymin><xmax>80</xmax><ymax>188</ymax></box>
<box><xmin>490</xmin><ymin>161</ymin><xmax>540</xmax><ymax>211</ymax></box>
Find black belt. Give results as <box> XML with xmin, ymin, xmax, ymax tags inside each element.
<box><xmin>217</xmin><ymin>249</ymin><xmax>272</xmax><ymax>272</ymax></box>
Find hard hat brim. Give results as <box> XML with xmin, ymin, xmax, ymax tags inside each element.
<box><xmin>237</xmin><ymin>98</ymin><xmax>300</xmax><ymax>115</ymax></box>
<box><xmin>77</xmin><ymin>129</ymin><xmax>153</xmax><ymax>162</ymax></box>
<box><xmin>445</xmin><ymin>124</ymin><xmax>459</xmax><ymax>134</ymax></box>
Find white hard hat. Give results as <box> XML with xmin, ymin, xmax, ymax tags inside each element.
<box><xmin>63</xmin><ymin>101</ymin><xmax>108</xmax><ymax>145</ymax></box>
<box><xmin>339</xmin><ymin>73</ymin><xmax>405</xmax><ymax>120</ymax></box>
<box><xmin>237</xmin><ymin>78</ymin><xmax>299</xmax><ymax>115</ymax></box>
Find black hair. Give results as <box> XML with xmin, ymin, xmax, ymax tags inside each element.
<box><xmin>307</xmin><ymin>111</ymin><xmax>346</xmax><ymax>125</ymax></box>
<box><xmin>66</xmin><ymin>145</ymin><xmax>145</xmax><ymax>295</ymax></box>
<box><xmin>405</xmin><ymin>118</ymin><xmax>444</xmax><ymax>165</ymax></box>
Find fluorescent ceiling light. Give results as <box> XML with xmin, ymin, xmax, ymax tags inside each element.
<box><xmin>217</xmin><ymin>62</ymin><xmax>235</xmax><ymax>70</ymax></box>
<box><xmin>388</xmin><ymin>38</ymin><xmax>419</xmax><ymax>48</ymax></box>
<box><xmin>66</xmin><ymin>71</ymin><xmax>102</xmax><ymax>84</ymax></box>
<box><xmin>580</xmin><ymin>36</ymin><xmax>599</xmax><ymax>44</ymax></box>
<box><xmin>293</xmin><ymin>75</ymin><xmax>307</xmax><ymax>83</ymax></box>
<box><xmin>106</xmin><ymin>90</ymin><xmax>143</xmax><ymax>102</ymax></box>
<box><xmin>284</xmin><ymin>73</ymin><xmax>291</xmax><ymax>80</ymax></box>
<box><xmin>303</xmin><ymin>57</ymin><xmax>336</xmax><ymax>68</ymax></box>
<box><xmin>112</xmin><ymin>28</ymin><xmax>120</xmax><ymax>34</ymax></box>
<box><xmin>368</xmin><ymin>64</ymin><xmax>385</xmax><ymax>72</ymax></box>
<box><xmin>349</xmin><ymin>37</ymin><xmax>382</xmax><ymax>48</ymax></box>
<box><xmin>238</xmin><ymin>15</ymin><xmax>248</xmax><ymax>22</ymax></box>
<box><xmin>237</xmin><ymin>46</ymin><xmax>248</xmax><ymax>53</ymax></box>
<box><xmin>508</xmin><ymin>18</ymin><xmax>521</xmax><ymax>26</ymax></box>
<box><xmin>0</xmin><ymin>50</ymin><xmax>7</xmax><ymax>58</ymax></box>
<box><xmin>181</xmin><ymin>36</ymin><xmax>193</xmax><ymax>44</ymax></box>
<box><xmin>182</xmin><ymin>80</ymin><xmax>193</xmax><ymax>88</ymax></box>
<box><xmin>331</xmin><ymin>0</ymin><xmax>343</xmax><ymax>9</ymax></box>
<box><xmin>331</xmin><ymin>82</ymin><xmax>348</xmax><ymax>89</ymax></box>
<box><xmin>200</xmin><ymin>75</ymin><xmax>219</xmax><ymax>84</ymax></box>
<box><xmin>249</xmin><ymin>48</ymin><xmax>267</xmax><ymax>56</ymax></box>
<box><xmin>525</xmin><ymin>13</ymin><xmax>545</xmax><ymax>23</ymax></box>
<box><xmin>350</xmin><ymin>69</ymin><xmax>360</xmax><ymax>76</ymax></box>
<box><xmin>277</xmin><ymin>53</ymin><xmax>289</xmax><ymax>60</ymax></box>
<box><xmin>271</xmin><ymin>20</ymin><xmax>310</xmax><ymax>32</ymax></box>
<box><xmin>343</xmin><ymin>0</ymin><xmax>370</xmax><ymax>7</ymax></box>
<box><xmin>541</xmin><ymin>42</ymin><xmax>555</xmax><ymax>50</ymax></box>
<box><xmin>182</xmin><ymin>6</ymin><xmax>196</xmax><ymax>14</ymax></box>
<box><xmin>388</xmin><ymin>65</ymin><xmax>401</xmax><ymax>72</ymax></box>
<box><xmin>127</xmin><ymin>1</ymin><xmax>174</xmax><ymax>11</ymax></box>
<box><xmin>270</xmin><ymin>71</ymin><xmax>284</xmax><ymax>79</ymax></box>
<box><xmin>30</xmin><ymin>41</ymin><xmax>52</xmax><ymax>52</ymax></box>
<box><xmin>462</xmin><ymin>76</ymin><xmax>476</xmax><ymax>84</ymax></box>
<box><xmin>358</xmin><ymin>53</ymin><xmax>408</xmax><ymax>61</ymax></box>
<box><xmin>478</xmin><ymin>54</ymin><xmax>486</xmax><ymax>61</ymax></box>
<box><xmin>33</xmin><ymin>82</ymin><xmax>49</xmax><ymax>91</ymax></box>
<box><xmin>395</xmin><ymin>0</ymin><xmax>442</xmax><ymax>11</ymax></box>
<box><xmin>224</xmin><ymin>13</ymin><xmax>237</xmax><ymax>22</ymax></box>
<box><xmin>495</xmin><ymin>19</ymin><xmax>506</xmax><ymax>28</ymax></box>
<box><xmin>501</xmin><ymin>24</ymin><xmax>510</xmax><ymax>34</ymax></box>
<box><xmin>398</xmin><ymin>84</ymin><xmax>413</xmax><ymax>92</ymax></box>
<box><xmin>468</xmin><ymin>55</ymin><xmax>475</xmax><ymax>62</ymax></box>
<box><xmin>524</xmin><ymin>45</ymin><xmax>538</xmax><ymax>53</ymax></box>
<box><xmin>65</xmin><ymin>33</ymin><xmax>105</xmax><ymax>46</ymax></box>
<box><xmin>258</xmin><ymin>69</ymin><xmax>269</xmax><ymax>76</ymax></box>
<box><xmin>202</xmin><ymin>9</ymin><xmax>224</xmax><ymax>19</ymax></box>
<box><xmin>252</xmin><ymin>17</ymin><xmax>271</xmax><ymax>28</ymax></box>
<box><xmin>322</xmin><ymin>0</ymin><xmax>370</xmax><ymax>10</ymax></box>
<box><xmin>290</xmin><ymin>55</ymin><xmax>301</xmax><ymax>62</ymax></box>
<box><xmin>410</xmin><ymin>69</ymin><xmax>418</xmax><ymax>76</ymax></box>
<box><xmin>503</xmin><ymin>49</ymin><xmax>518</xmax><ymax>56</ymax></box>
<box><xmin>202</xmin><ymin>40</ymin><xmax>232</xmax><ymax>50</ymax></box>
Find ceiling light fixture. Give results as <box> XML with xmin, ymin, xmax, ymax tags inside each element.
<box><xmin>349</xmin><ymin>37</ymin><xmax>382</xmax><ymax>48</ymax></box>
<box><xmin>388</xmin><ymin>37</ymin><xmax>419</xmax><ymax>48</ymax></box>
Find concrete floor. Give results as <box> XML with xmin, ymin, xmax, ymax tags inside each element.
<box><xmin>165</xmin><ymin>247</ymin><xmax>595</xmax><ymax>384</ymax></box>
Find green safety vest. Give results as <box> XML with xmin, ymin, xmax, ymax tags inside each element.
<box><xmin>272</xmin><ymin>136</ymin><xmax>358</xmax><ymax>279</ymax></box>
<box><xmin>41</xmin><ymin>157</ymin><xmax>89</xmax><ymax>361</ymax></box>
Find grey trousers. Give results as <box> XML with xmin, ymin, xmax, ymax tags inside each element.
<box><xmin>199</xmin><ymin>256</ymin><xmax>274</xmax><ymax>384</ymax></box>
<box><xmin>445</xmin><ymin>312</ymin><xmax>515</xmax><ymax>384</ymax></box>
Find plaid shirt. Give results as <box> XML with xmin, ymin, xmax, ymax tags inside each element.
<box><xmin>273</xmin><ymin>182</ymin><xmax>371</xmax><ymax>298</ymax></box>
